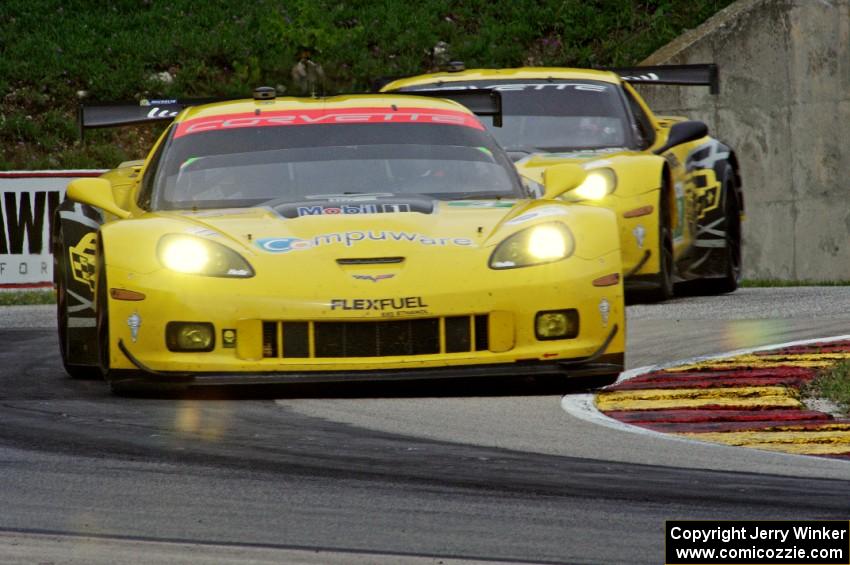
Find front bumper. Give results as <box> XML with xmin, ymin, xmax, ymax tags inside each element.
<box><xmin>111</xmin><ymin>335</ymin><xmax>623</xmax><ymax>387</ymax></box>
<box><xmin>102</xmin><ymin>248</ymin><xmax>625</xmax><ymax>379</ymax></box>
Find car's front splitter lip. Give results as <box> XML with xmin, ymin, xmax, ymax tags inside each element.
<box><xmin>107</xmin><ymin>356</ymin><xmax>624</xmax><ymax>387</ymax></box>
<box><xmin>112</xmin><ymin>326</ymin><xmax>622</xmax><ymax>387</ymax></box>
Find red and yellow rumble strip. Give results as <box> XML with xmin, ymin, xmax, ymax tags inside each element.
<box><xmin>595</xmin><ymin>340</ymin><xmax>850</xmax><ymax>458</ymax></box>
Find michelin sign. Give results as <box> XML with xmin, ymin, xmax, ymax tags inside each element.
<box><xmin>0</xmin><ymin>172</ymin><xmax>102</xmax><ymax>288</ymax></box>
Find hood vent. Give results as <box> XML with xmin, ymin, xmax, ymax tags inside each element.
<box><xmin>337</xmin><ymin>257</ymin><xmax>404</xmax><ymax>265</ymax></box>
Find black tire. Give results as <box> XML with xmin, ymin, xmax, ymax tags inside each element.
<box><xmin>95</xmin><ymin>253</ymin><xmax>112</xmax><ymax>381</ymax></box>
<box><xmin>643</xmin><ymin>188</ymin><xmax>675</xmax><ymax>302</ymax></box>
<box><xmin>702</xmin><ymin>163</ymin><xmax>742</xmax><ymax>294</ymax></box>
<box><xmin>55</xmin><ymin>233</ymin><xmax>100</xmax><ymax>379</ymax></box>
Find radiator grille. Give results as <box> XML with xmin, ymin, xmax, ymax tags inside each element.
<box><xmin>262</xmin><ymin>315</ymin><xmax>490</xmax><ymax>358</ymax></box>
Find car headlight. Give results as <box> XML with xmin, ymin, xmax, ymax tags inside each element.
<box><xmin>569</xmin><ymin>168</ymin><xmax>617</xmax><ymax>200</ymax></box>
<box><xmin>157</xmin><ymin>234</ymin><xmax>254</xmax><ymax>277</ymax></box>
<box><xmin>489</xmin><ymin>222</ymin><xmax>575</xmax><ymax>269</ymax></box>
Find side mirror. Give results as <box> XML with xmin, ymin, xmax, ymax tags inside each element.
<box><xmin>541</xmin><ymin>163</ymin><xmax>587</xmax><ymax>200</ymax></box>
<box><xmin>66</xmin><ymin>178</ymin><xmax>132</xmax><ymax>219</ymax></box>
<box><xmin>653</xmin><ymin>120</ymin><xmax>709</xmax><ymax>154</ymax></box>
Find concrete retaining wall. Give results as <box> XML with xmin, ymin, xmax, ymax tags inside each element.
<box><xmin>637</xmin><ymin>0</ymin><xmax>849</xmax><ymax>281</ymax></box>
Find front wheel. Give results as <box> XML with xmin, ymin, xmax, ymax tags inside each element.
<box><xmin>704</xmin><ymin>164</ymin><xmax>742</xmax><ymax>294</ymax></box>
<box><xmin>55</xmin><ymin>232</ymin><xmax>100</xmax><ymax>379</ymax></box>
<box><xmin>643</xmin><ymin>189</ymin><xmax>675</xmax><ymax>302</ymax></box>
<box><xmin>686</xmin><ymin>162</ymin><xmax>742</xmax><ymax>295</ymax></box>
<box><xmin>95</xmin><ymin>254</ymin><xmax>112</xmax><ymax>380</ymax></box>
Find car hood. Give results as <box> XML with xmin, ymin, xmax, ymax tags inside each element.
<box><xmin>147</xmin><ymin>197</ymin><xmax>560</xmax><ymax>258</ymax></box>
<box><xmin>101</xmin><ymin>195</ymin><xmax>618</xmax><ymax>279</ymax></box>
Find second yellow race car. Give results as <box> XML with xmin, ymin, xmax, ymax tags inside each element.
<box><xmin>382</xmin><ymin>64</ymin><xmax>743</xmax><ymax>301</ymax></box>
<box><xmin>54</xmin><ymin>89</ymin><xmax>625</xmax><ymax>393</ymax></box>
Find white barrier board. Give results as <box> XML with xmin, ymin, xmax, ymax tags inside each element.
<box><xmin>0</xmin><ymin>172</ymin><xmax>104</xmax><ymax>288</ymax></box>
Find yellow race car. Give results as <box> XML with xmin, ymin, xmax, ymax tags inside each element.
<box><xmin>382</xmin><ymin>65</ymin><xmax>743</xmax><ymax>301</ymax></box>
<box><xmin>54</xmin><ymin>89</ymin><xmax>625</xmax><ymax>393</ymax></box>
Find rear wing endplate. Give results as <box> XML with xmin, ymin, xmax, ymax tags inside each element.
<box><xmin>607</xmin><ymin>64</ymin><xmax>719</xmax><ymax>94</ymax></box>
<box><xmin>398</xmin><ymin>89</ymin><xmax>503</xmax><ymax>127</ymax></box>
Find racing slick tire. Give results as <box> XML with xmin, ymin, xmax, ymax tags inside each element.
<box><xmin>642</xmin><ymin>187</ymin><xmax>675</xmax><ymax>302</ymax></box>
<box><xmin>700</xmin><ymin>162</ymin><xmax>742</xmax><ymax>294</ymax></box>
<box><xmin>55</xmin><ymin>227</ymin><xmax>100</xmax><ymax>380</ymax></box>
<box><xmin>95</xmin><ymin>254</ymin><xmax>112</xmax><ymax>382</ymax></box>
<box><xmin>96</xmin><ymin>259</ymin><xmax>132</xmax><ymax>396</ymax></box>
<box><xmin>682</xmin><ymin>161</ymin><xmax>742</xmax><ymax>296</ymax></box>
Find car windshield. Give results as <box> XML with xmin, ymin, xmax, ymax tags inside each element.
<box><xmin>150</xmin><ymin>120</ymin><xmax>522</xmax><ymax>210</ymax></box>
<box><xmin>400</xmin><ymin>80</ymin><xmax>631</xmax><ymax>153</ymax></box>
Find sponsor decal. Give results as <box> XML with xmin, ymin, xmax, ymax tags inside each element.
<box><xmin>140</xmin><ymin>99</ymin><xmax>178</xmax><ymax>106</ymax></box>
<box><xmin>330</xmin><ymin>296</ymin><xmax>428</xmax><ymax>311</ymax></box>
<box><xmin>352</xmin><ymin>274</ymin><xmax>396</xmax><ymax>282</ymax></box>
<box><xmin>296</xmin><ymin>203</ymin><xmax>411</xmax><ymax>216</ymax></box>
<box><xmin>127</xmin><ymin>311</ymin><xmax>141</xmax><ymax>343</ymax></box>
<box><xmin>684</xmin><ymin>140</ymin><xmax>726</xmax><ymax>222</ymax></box>
<box><xmin>617</xmin><ymin>72</ymin><xmax>660</xmax><ymax>83</ymax></box>
<box><xmin>446</xmin><ymin>200</ymin><xmax>515</xmax><ymax>208</ymax></box>
<box><xmin>256</xmin><ymin>231</ymin><xmax>473</xmax><ymax>253</ymax></box>
<box><xmin>69</xmin><ymin>233</ymin><xmax>98</xmax><ymax>291</ymax></box>
<box><xmin>139</xmin><ymin>99</ymin><xmax>180</xmax><ymax>119</ymax></box>
<box><xmin>408</xmin><ymin>83</ymin><xmax>610</xmax><ymax>93</ymax></box>
<box><xmin>257</xmin><ymin>237</ymin><xmax>310</xmax><ymax>253</ymax></box>
<box><xmin>632</xmin><ymin>225</ymin><xmax>646</xmax><ymax>249</ymax></box>
<box><xmin>276</xmin><ymin>198</ymin><xmax>433</xmax><ymax>219</ymax></box>
<box><xmin>174</xmin><ymin>107</ymin><xmax>484</xmax><ymax>138</ymax></box>
<box><xmin>689</xmin><ymin>170</ymin><xmax>721</xmax><ymax>222</ymax></box>
<box><xmin>598</xmin><ymin>298</ymin><xmax>610</xmax><ymax>327</ymax></box>
<box><xmin>145</xmin><ymin>107</ymin><xmax>180</xmax><ymax>119</ymax></box>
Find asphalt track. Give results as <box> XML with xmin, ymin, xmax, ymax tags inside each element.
<box><xmin>0</xmin><ymin>287</ymin><xmax>849</xmax><ymax>564</ymax></box>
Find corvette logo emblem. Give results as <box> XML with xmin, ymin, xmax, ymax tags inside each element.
<box><xmin>352</xmin><ymin>274</ymin><xmax>395</xmax><ymax>282</ymax></box>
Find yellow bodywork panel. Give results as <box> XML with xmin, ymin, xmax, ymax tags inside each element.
<box><xmin>382</xmin><ymin>68</ymin><xmax>739</xmax><ymax>284</ymax></box>
<box><xmin>68</xmin><ymin>93</ymin><xmax>626</xmax><ymax>383</ymax></box>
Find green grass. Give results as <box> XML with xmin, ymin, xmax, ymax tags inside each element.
<box><xmin>742</xmin><ymin>280</ymin><xmax>850</xmax><ymax>288</ymax></box>
<box><xmin>1</xmin><ymin>0</ymin><xmax>734</xmax><ymax>170</ymax></box>
<box><xmin>803</xmin><ymin>361</ymin><xmax>850</xmax><ymax>416</ymax></box>
<box><xmin>0</xmin><ymin>290</ymin><xmax>56</xmax><ymax>306</ymax></box>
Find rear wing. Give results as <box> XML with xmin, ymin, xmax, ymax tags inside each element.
<box><xmin>78</xmin><ymin>97</ymin><xmax>227</xmax><ymax>139</ymax></box>
<box><xmin>395</xmin><ymin>89</ymin><xmax>503</xmax><ymax>127</ymax></box>
<box><xmin>606</xmin><ymin>64</ymin><xmax>719</xmax><ymax>94</ymax></box>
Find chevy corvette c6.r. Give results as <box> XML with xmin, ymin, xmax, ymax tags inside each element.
<box><xmin>382</xmin><ymin>65</ymin><xmax>743</xmax><ymax>301</ymax></box>
<box><xmin>54</xmin><ymin>90</ymin><xmax>625</xmax><ymax>393</ymax></box>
